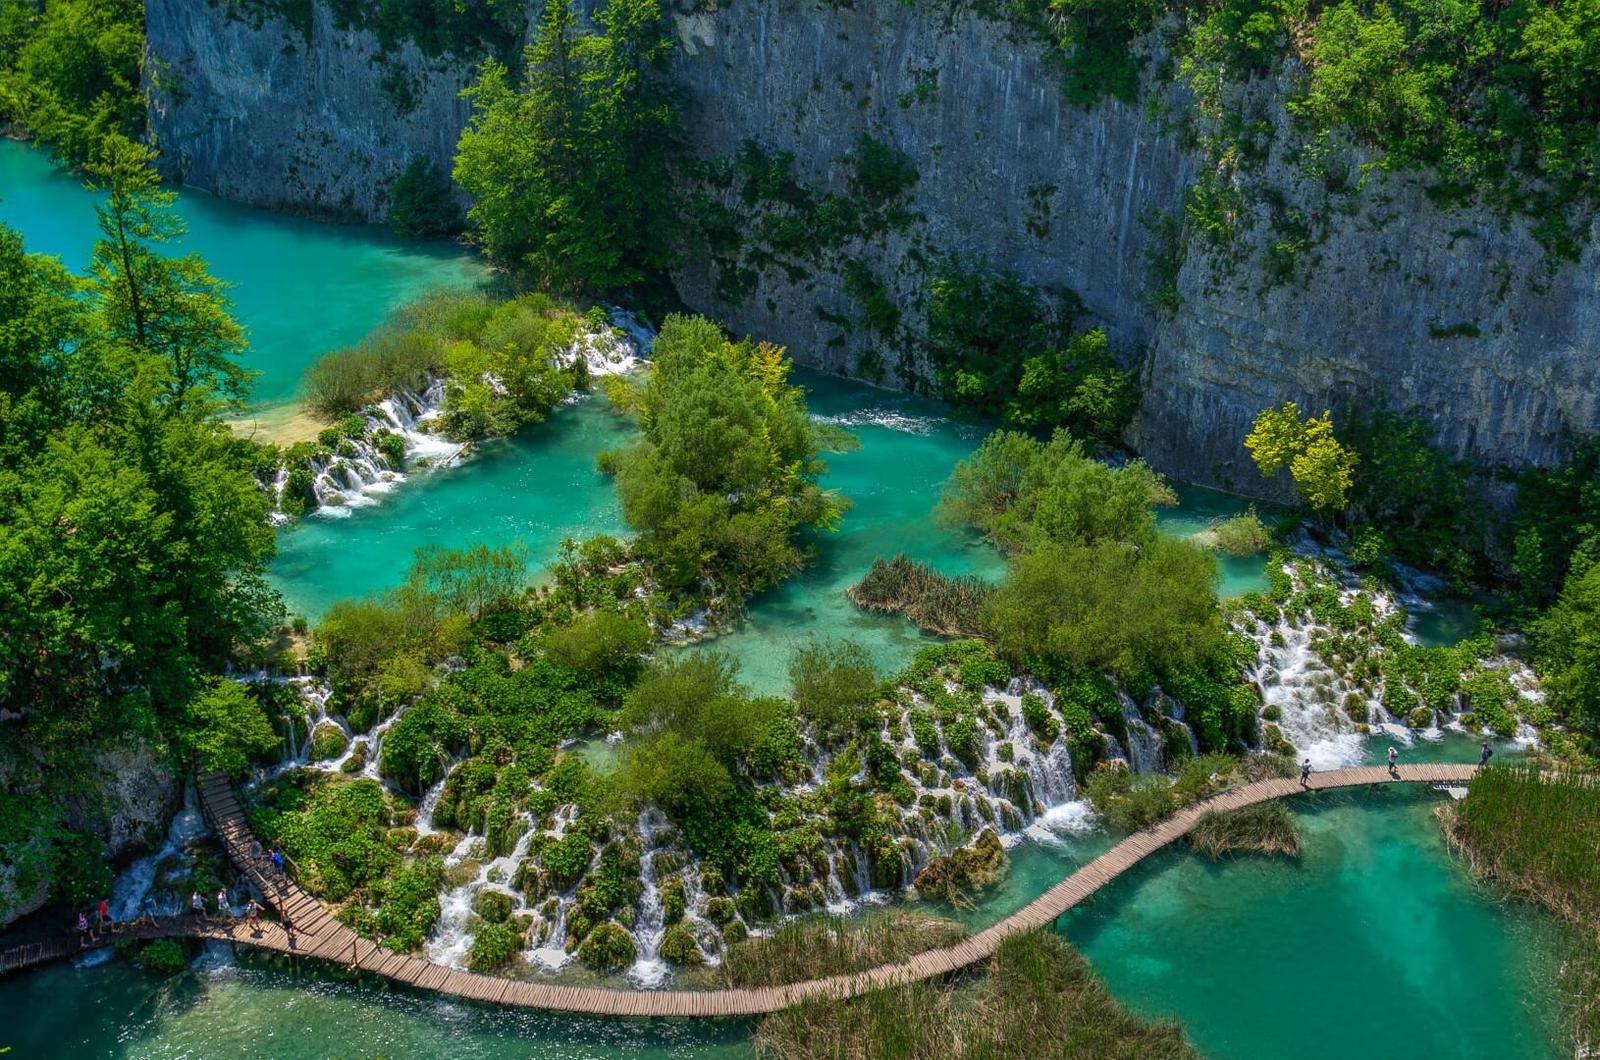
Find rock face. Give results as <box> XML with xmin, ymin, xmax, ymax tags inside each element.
<box><xmin>142</xmin><ymin>0</ymin><xmax>1600</xmax><ymax>488</ymax></box>
<box><xmin>144</xmin><ymin>0</ymin><xmax>475</xmax><ymax>219</ymax></box>
<box><xmin>0</xmin><ymin>740</ymin><xmax>178</xmax><ymax>926</ymax></box>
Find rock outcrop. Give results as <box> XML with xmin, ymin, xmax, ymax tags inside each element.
<box><xmin>143</xmin><ymin>0</ymin><xmax>1600</xmax><ymax>489</ymax></box>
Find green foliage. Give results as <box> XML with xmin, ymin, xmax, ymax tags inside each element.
<box><xmin>601</xmin><ymin>314</ymin><xmax>848</xmax><ymax>603</ymax></box>
<box><xmin>133</xmin><ymin>938</ymin><xmax>189</xmax><ymax>975</ymax></box>
<box><xmin>0</xmin><ymin>152</ymin><xmax>279</xmax><ymax>844</ymax></box>
<box><xmin>269</xmin><ymin>778</ymin><xmax>397</xmax><ymax>902</ymax></box>
<box><xmin>986</xmin><ymin>538</ymin><xmax>1225</xmax><ymax>685</ymax></box>
<box><xmin>1004</xmin><ymin>328</ymin><xmax>1140</xmax><ymax>443</ymax></box>
<box><xmin>542</xmin><ymin>831</ymin><xmax>595</xmax><ymax>890</ymax></box>
<box><xmin>176</xmin><ymin>678</ymin><xmax>280</xmax><ymax>778</ymax></box>
<box><xmin>468</xmin><ymin>920</ymin><xmax>523</xmax><ymax>971</ymax></box>
<box><xmin>388</xmin><ymin>155</ymin><xmax>460</xmax><ymax>238</ymax></box>
<box><xmin>1245</xmin><ymin>403</ymin><xmax>1358</xmax><ymax>513</ymax></box>
<box><xmin>1209</xmin><ymin>507</ymin><xmax>1272</xmax><ymax>556</ymax></box>
<box><xmin>577</xmin><ymin>920</ymin><xmax>636</xmax><ymax>971</ymax></box>
<box><xmin>659</xmin><ymin>922</ymin><xmax>701</xmax><ymax>964</ymax></box>
<box><xmin>938</xmin><ymin>430</ymin><xmax>1168</xmax><ymax>555</ymax></box>
<box><xmin>373</xmin><ymin>856</ymin><xmax>444</xmax><ymax>953</ymax></box>
<box><xmin>1535</xmin><ymin>561</ymin><xmax>1600</xmax><ymax>736</ymax></box>
<box><xmin>0</xmin><ymin>0</ymin><xmax>144</xmax><ymax>163</ymax></box>
<box><xmin>301</xmin><ymin>326</ymin><xmax>443</xmax><ymax>418</ymax></box>
<box><xmin>453</xmin><ymin>0</ymin><xmax>681</xmax><ymax>292</ymax></box>
<box><xmin>409</xmin><ymin>543</ymin><xmax>528</xmax><ymax>621</ymax></box>
<box><xmin>789</xmin><ymin>639</ymin><xmax>879</xmax><ymax>741</ymax></box>
<box><xmin>923</xmin><ymin>262</ymin><xmax>1134</xmax><ymax>437</ymax></box>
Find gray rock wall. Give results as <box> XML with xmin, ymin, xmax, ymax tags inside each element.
<box><xmin>144</xmin><ymin>0</ymin><xmax>474</xmax><ymax>219</ymax></box>
<box><xmin>142</xmin><ymin>0</ymin><xmax>1600</xmax><ymax>488</ymax></box>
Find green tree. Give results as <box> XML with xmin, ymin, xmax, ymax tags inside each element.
<box><xmin>84</xmin><ymin>135</ymin><xmax>252</xmax><ymax>413</ymax></box>
<box><xmin>453</xmin><ymin>0</ymin><xmax>680</xmax><ymax>291</ymax></box>
<box><xmin>387</xmin><ymin>155</ymin><xmax>460</xmax><ymax>238</ymax></box>
<box><xmin>1534</xmin><ymin>560</ymin><xmax>1600</xmax><ymax>735</ymax></box>
<box><xmin>177</xmin><ymin>678</ymin><xmax>280</xmax><ymax>777</ymax></box>
<box><xmin>1245</xmin><ymin>403</ymin><xmax>1358</xmax><ymax>513</ymax></box>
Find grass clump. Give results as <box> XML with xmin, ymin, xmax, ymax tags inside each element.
<box><xmin>1188</xmin><ymin>801</ymin><xmax>1302</xmax><ymax>860</ymax></box>
<box><xmin>1208</xmin><ymin>507</ymin><xmax>1272</xmax><ymax>557</ymax></box>
<box><xmin>848</xmin><ymin>555</ymin><xmax>993</xmax><ymax>637</ymax></box>
<box><xmin>913</xmin><ymin>829</ymin><xmax>1008</xmax><ymax>908</ymax></box>
<box><xmin>1443</xmin><ymin>766</ymin><xmax>1600</xmax><ymax>1052</ymax></box>
<box><xmin>754</xmin><ymin>930</ymin><xmax>1197</xmax><ymax>1059</ymax></box>
<box><xmin>721</xmin><ymin>912</ymin><xmax>966</xmax><ymax>989</ymax></box>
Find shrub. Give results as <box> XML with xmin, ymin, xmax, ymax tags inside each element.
<box><xmin>134</xmin><ymin>938</ymin><xmax>189</xmax><ymax>975</ymax></box>
<box><xmin>660</xmin><ymin>923</ymin><xmax>702</xmax><ymax>965</ymax></box>
<box><xmin>1210</xmin><ymin>507</ymin><xmax>1271</xmax><ymax>556</ymax></box>
<box><xmin>467</xmin><ymin>920</ymin><xmax>522</xmax><ymax>971</ymax></box>
<box><xmin>578</xmin><ymin>921</ymin><xmax>636</xmax><ymax>971</ymax></box>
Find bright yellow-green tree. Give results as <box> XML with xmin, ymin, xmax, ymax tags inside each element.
<box><xmin>1244</xmin><ymin>402</ymin><xmax>1358</xmax><ymax>514</ymax></box>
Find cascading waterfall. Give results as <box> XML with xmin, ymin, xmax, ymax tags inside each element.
<box><xmin>109</xmin><ymin>783</ymin><xmax>209</xmax><ymax>920</ymax></box>
<box><xmin>428</xmin><ymin>825</ymin><xmax>536</xmax><ymax>970</ymax></box>
<box><xmin>626</xmin><ymin>809</ymin><xmax>672</xmax><ymax>988</ymax></box>
<box><xmin>1115</xmin><ymin>690</ymin><xmax>1165</xmax><ymax>775</ymax></box>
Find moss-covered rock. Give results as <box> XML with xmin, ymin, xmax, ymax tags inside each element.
<box><xmin>309</xmin><ymin>721</ymin><xmax>349</xmax><ymax>761</ymax></box>
<box><xmin>660</xmin><ymin>923</ymin><xmax>702</xmax><ymax>965</ymax></box>
<box><xmin>578</xmin><ymin>921</ymin><xmax>636</xmax><ymax>971</ymax></box>
<box><xmin>472</xmin><ymin>889</ymin><xmax>514</xmax><ymax>923</ymax></box>
<box><xmin>914</xmin><ymin>828</ymin><xmax>1007</xmax><ymax>905</ymax></box>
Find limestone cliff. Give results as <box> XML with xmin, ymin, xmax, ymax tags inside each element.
<box><xmin>142</xmin><ymin>0</ymin><xmax>1600</xmax><ymax>489</ymax></box>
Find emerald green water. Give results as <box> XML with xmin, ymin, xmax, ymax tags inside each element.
<box><xmin>1065</xmin><ymin>788</ymin><xmax>1565</xmax><ymax>1059</ymax></box>
<box><xmin>0</xmin><ymin>140</ymin><xmax>484</xmax><ymax>407</ymax></box>
<box><xmin>269</xmin><ymin>396</ymin><xmax>632</xmax><ymax>617</ymax></box>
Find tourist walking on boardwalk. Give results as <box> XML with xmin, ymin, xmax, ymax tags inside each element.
<box><xmin>215</xmin><ymin>887</ymin><xmax>230</xmax><ymax>918</ymax></box>
<box><xmin>77</xmin><ymin>910</ymin><xmax>91</xmax><ymax>946</ymax></box>
<box><xmin>1387</xmin><ymin>745</ymin><xmax>1399</xmax><ymax>776</ymax></box>
<box><xmin>245</xmin><ymin>899</ymin><xmax>262</xmax><ymax>936</ymax></box>
<box><xmin>140</xmin><ymin>894</ymin><xmax>157</xmax><ymax>926</ymax></box>
<box><xmin>1479</xmin><ymin>741</ymin><xmax>1494</xmax><ymax>768</ymax></box>
<box><xmin>1300</xmin><ymin>758</ymin><xmax>1312</xmax><ymax>787</ymax></box>
<box><xmin>97</xmin><ymin>896</ymin><xmax>110</xmax><ymax>933</ymax></box>
<box><xmin>270</xmin><ymin>849</ymin><xmax>284</xmax><ymax>876</ymax></box>
<box><xmin>190</xmin><ymin>890</ymin><xmax>205</xmax><ymax>919</ymax></box>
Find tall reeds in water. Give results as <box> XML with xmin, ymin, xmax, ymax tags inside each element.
<box><xmin>1443</xmin><ymin>765</ymin><xmax>1600</xmax><ymax>1051</ymax></box>
<box><xmin>753</xmin><ymin>931</ymin><xmax>1198</xmax><ymax>1059</ymax></box>
<box><xmin>847</xmin><ymin>555</ymin><xmax>993</xmax><ymax>637</ymax></box>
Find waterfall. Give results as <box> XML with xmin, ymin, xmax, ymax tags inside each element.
<box><xmin>1114</xmin><ymin>690</ymin><xmax>1164</xmax><ymax>774</ymax></box>
<box><xmin>626</xmin><ymin>809</ymin><xmax>671</xmax><ymax>988</ymax></box>
<box><xmin>427</xmin><ymin>824</ymin><xmax>535</xmax><ymax>970</ymax></box>
<box><xmin>109</xmin><ymin>784</ymin><xmax>209</xmax><ymax>920</ymax></box>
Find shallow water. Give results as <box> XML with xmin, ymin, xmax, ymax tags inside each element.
<box><xmin>0</xmin><ymin>140</ymin><xmax>484</xmax><ymax>407</ymax></box>
<box><xmin>269</xmin><ymin>395</ymin><xmax>632</xmax><ymax>617</ymax></box>
<box><xmin>1065</xmin><ymin>786</ymin><xmax>1565</xmax><ymax>1059</ymax></box>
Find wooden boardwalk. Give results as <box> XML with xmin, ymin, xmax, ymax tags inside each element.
<box><xmin>1</xmin><ymin>763</ymin><xmax>1478</xmax><ymax>1016</ymax></box>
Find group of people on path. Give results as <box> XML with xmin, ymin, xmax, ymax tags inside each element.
<box><xmin>71</xmin><ymin>839</ymin><xmax>292</xmax><ymax>948</ymax></box>
<box><xmin>1296</xmin><ymin>739</ymin><xmax>1494</xmax><ymax>789</ymax></box>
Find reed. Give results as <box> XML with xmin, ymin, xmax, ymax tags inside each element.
<box><xmin>847</xmin><ymin>555</ymin><xmax>993</xmax><ymax>637</ymax></box>
<box><xmin>1188</xmin><ymin>801</ymin><xmax>1301</xmax><ymax>859</ymax></box>
<box><xmin>1442</xmin><ymin>765</ymin><xmax>1600</xmax><ymax>1052</ymax></box>
<box><xmin>754</xmin><ymin>931</ymin><xmax>1198</xmax><ymax>1059</ymax></box>
<box><xmin>721</xmin><ymin>911</ymin><xmax>966</xmax><ymax>989</ymax></box>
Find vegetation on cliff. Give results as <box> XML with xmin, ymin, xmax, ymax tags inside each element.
<box><xmin>453</xmin><ymin>0</ymin><xmax>681</xmax><ymax>294</ymax></box>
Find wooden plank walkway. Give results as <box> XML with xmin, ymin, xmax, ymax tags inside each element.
<box><xmin>0</xmin><ymin>763</ymin><xmax>1480</xmax><ymax>1016</ymax></box>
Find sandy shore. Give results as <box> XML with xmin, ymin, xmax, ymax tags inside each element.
<box><xmin>230</xmin><ymin>401</ymin><xmax>329</xmax><ymax>447</ymax></box>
